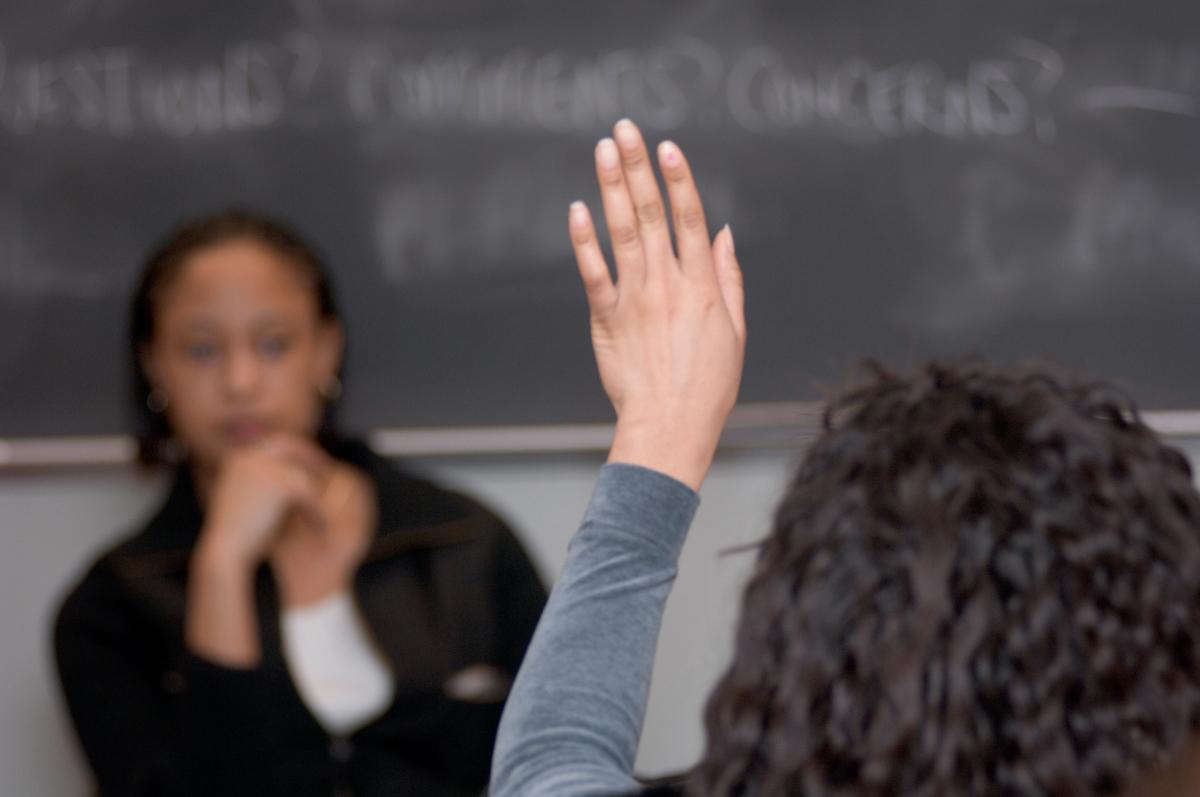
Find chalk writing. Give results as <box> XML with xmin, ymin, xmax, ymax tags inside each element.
<box><xmin>726</xmin><ymin>39</ymin><xmax>1064</xmax><ymax>139</ymax></box>
<box><xmin>346</xmin><ymin>38</ymin><xmax>720</xmax><ymax>131</ymax></box>
<box><xmin>941</xmin><ymin>160</ymin><xmax>1200</xmax><ymax>329</ymax></box>
<box><xmin>1064</xmin><ymin>164</ymin><xmax>1200</xmax><ymax>271</ymax></box>
<box><xmin>373</xmin><ymin>158</ymin><xmax>735</xmax><ymax>283</ymax></box>
<box><xmin>1077</xmin><ymin>86</ymin><xmax>1198</xmax><ymax>116</ymax></box>
<box><xmin>0</xmin><ymin>39</ymin><xmax>299</xmax><ymax>135</ymax></box>
<box><xmin>8</xmin><ymin>34</ymin><xmax>1185</xmax><ymax>140</ymax></box>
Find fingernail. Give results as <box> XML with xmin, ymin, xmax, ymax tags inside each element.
<box><xmin>613</xmin><ymin>118</ymin><xmax>636</xmax><ymax>146</ymax></box>
<box><xmin>597</xmin><ymin>138</ymin><xmax>619</xmax><ymax>169</ymax></box>
<box><xmin>659</xmin><ymin>140</ymin><xmax>679</xmax><ymax>166</ymax></box>
<box><xmin>569</xmin><ymin>201</ymin><xmax>588</xmax><ymax>227</ymax></box>
<box><xmin>724</xmin><ymin>223</ymin><xmax>736</xmax><ymax>253</ymax></box>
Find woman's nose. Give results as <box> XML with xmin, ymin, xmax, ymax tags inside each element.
<box><xmin>221</xmin><ymin>345</ymin><xmax>261</xmax><ymax>397</ymax></box>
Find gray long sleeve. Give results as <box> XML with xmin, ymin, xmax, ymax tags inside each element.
<box><xmin>490</xmin><ymin>463</ymin><xmax>699</xmax><ymax>797</ymax></box>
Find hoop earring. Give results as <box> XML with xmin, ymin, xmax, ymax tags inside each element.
<box><xmin>146</xmin><ymin>388</ymin><xmax>169</xmax><ymax>413</ymax></box>
<box><xmin>318</xmin><ymin>376</ymin><xmax>343</xmax><ymax>401</ymax></box>
<box><xmin>159</xmin><ymin>437</ymin><xmax>187</xmax><ymax>464</ymax></box>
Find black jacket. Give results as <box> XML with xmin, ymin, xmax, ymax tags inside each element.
<box><xmin>54</xmin><ymin>439</ymin><xmax>547</xmax><ymax>796</ymax></box>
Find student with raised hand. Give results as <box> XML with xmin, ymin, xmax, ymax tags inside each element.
<box><xmin>53</xmin><ymin>210</ymin><xmax>547</xmax><ymax>796</ymax></box>
<box><xmin>490</xmin><ymin>119</ymin><xmax>1200</xmax><ymax>796</ymax></box>
<box><xmin>489</xmin><ymin>118</ymin><xmax>745</xmax><ymax>796</ymax></box>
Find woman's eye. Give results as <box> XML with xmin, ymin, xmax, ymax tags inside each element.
<box><xmin>259</xmin><ymin>336</ymin><xmax>292</xmax><ymax>358</ymax></box>
<box><xmin>183</xmin><ymin>341</ymin><xmax>218</xmax><ymax>361</ymax></box>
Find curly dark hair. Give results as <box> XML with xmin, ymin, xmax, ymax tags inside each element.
<box><xmin>688</xmin><ymin>362</ymin><xmax>1200</xmax><ymax>796</ymax></box>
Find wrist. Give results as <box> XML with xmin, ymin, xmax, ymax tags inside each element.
<box><xmin>193</xmin><ymin>530</ymin><xmax>258</xmax><ymax>578</ymax></box>
<box><xmin>608</xmin><ymin>414</ymin><xmax>722</xmax><ymax>491</ymax></box>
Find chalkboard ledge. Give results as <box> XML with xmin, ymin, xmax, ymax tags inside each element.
<box><xmin>3</xmin><ymin>404</ymin><xmax>1200</xmax><ymax>470</ymax></box>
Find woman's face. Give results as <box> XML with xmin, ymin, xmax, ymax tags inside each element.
<box><xmin>140</xmin><ymin>238</ymin><xmax>343</xmax><ymax>472</ymax></box>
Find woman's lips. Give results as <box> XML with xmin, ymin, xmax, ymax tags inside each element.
<box><xmin>223</xmin><ymin>418</ymin><xmax>269</xmax><ymax>443</ymax></box>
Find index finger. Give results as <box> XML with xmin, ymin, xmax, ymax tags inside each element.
<box><xmin>657</xmin><ymin>140</ymin><xmax>714</xmax><ymax>282</ymax></box>
<box><xmin>595</xmin><ymin>137</ymin><xmax>646</xmax><ymax>288</ymax></box>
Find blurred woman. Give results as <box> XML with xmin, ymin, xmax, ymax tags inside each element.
<box><xmin>54</xmin><ymin>210</ymin><xmax>547</xmax><ymax>796</ymax></box>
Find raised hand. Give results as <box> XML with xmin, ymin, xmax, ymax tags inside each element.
<box><xmin>569</xmin><ymin>119</ymin><xmax>745</xmax><ymax>490</ymax></box>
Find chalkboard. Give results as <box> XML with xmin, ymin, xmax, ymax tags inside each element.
<box><xmin>2</xmin><ymin>0</ymin><xmax>1199</xmax><ymax>438</ymax></box>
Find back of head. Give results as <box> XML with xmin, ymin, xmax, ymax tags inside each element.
<box><xmin>692</xmin><ymin>363</ymin><xmax>1200</xmax><ymax>796</ymax></box>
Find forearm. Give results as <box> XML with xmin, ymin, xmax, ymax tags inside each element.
<box><xmin>490</xmin><ymin>463</ymin><xmax>699</xmax><ymax>797</ymax></box>
<box><xmin>185</xmin><ymin>538</ymin><xmax>261</xmax><ymax>666</ymax></box>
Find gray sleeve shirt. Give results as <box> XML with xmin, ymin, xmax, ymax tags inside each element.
<box><xmin>489</xmin><ymin>463</ymin><xmax>700</xmax><ymax>797</ymax></box>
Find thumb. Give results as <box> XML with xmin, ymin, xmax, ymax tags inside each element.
<box><xmin>712</xmin><ymin>225</ymin><xmax>745</xmax><ymax>340</ymax></box>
